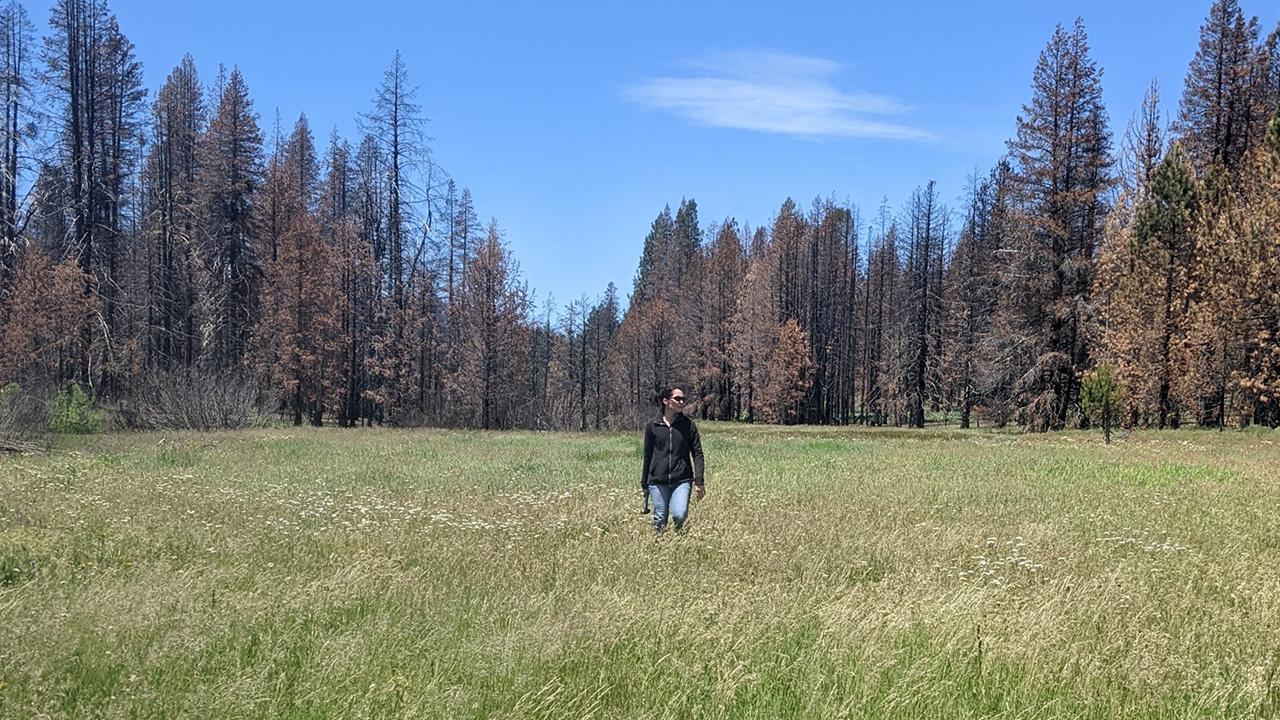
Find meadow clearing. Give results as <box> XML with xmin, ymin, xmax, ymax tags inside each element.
<box><xmin>2</xmin><ymin>423</ymin><xmax>1280</xmax><ymax>719</ymax></box>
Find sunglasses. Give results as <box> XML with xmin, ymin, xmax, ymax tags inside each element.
<box><xmin>669</xmin><ymin>396</ymin><xmax>686</xmax><ymax>403</ymax></box>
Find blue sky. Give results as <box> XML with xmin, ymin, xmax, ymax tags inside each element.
<box><xmin>29</xmin><ymin>1</ymin><xmax>1280</xmax><ymax>309</ymax></box>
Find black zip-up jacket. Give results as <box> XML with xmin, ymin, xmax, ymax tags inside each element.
<box><xmin>641</xmin><ymin>413</ymin><xmax>705</xmax><ymax>488</ymax></box>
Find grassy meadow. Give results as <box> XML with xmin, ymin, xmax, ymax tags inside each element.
<box><xmin>3</xmin><ymin>423</ymin><xmax>1280</xmax><ymax>718</ymax></box>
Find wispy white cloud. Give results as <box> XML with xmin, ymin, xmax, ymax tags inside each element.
<box><xmin>625</xmin><ymin>51</ymin><xmax>936</xmax><ymax>142</ymax></box>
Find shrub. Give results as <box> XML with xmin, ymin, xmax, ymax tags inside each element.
<box><xmin>110</xmin><ymin>369</ymin><xmax>266</xmax><ymax>431</ymax></box>
<box><xmin>47</xmin><ymin>384</ymin><xmax>103</xmax><ymax>435</ymax></box>
<box><xmin>0</xmin><ymin>383</ymin><xmax>50</xmax><ymax>451</ymax></box>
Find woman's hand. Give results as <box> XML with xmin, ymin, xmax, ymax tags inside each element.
<box><xmin>694</xmin><ymin>485</ymin><xmax>705</xmax><ymax>502</ymax></box>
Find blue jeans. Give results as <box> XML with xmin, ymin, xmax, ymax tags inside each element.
<box><xmin>650</xmin><ymin>481</ymin><xmax>691</xmax><ymax>532</ymax></box>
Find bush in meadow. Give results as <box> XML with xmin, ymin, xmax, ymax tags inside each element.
<box><xmin>48</xmin><ymin>384</ymin><xmax>103</xmax><ymax>435</ymax></box>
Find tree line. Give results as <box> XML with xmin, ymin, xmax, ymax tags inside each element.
<box><xmin>0</xmin><ymin>0</ymin><xmax>1278</xmax><ymax>431</ymax></box>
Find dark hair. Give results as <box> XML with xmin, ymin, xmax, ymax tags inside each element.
<box><xmin>655</xmin><ymin>386</ymin><xmax>681</xmax><ymax>407</ymax></box>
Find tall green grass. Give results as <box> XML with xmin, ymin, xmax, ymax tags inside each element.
<box><xmin>2</xmin><ymin>424</ymin><xmax>1279</xmax><ymax>718</ymax></box>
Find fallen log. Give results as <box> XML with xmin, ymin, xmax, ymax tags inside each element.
<box><xmin>0</xmin><ymin>438</ymin><xmax>41</xmax><ymax>454</ymax></box>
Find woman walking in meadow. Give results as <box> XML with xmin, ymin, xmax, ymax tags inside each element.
<box><xmin>641</xmin><ymin>387</ymin><xmax>705</xmax><ymax>533</ymax></box>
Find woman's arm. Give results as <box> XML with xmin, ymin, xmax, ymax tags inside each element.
<box><xmin>690</xmin><ymin>421</ymin><xmax>705</xmax><ymax>486</ymax></box>
<box><xmin>640</xmin><ymin>425</ymin><xmax>654</xmax><ymax>489</ymax></box>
